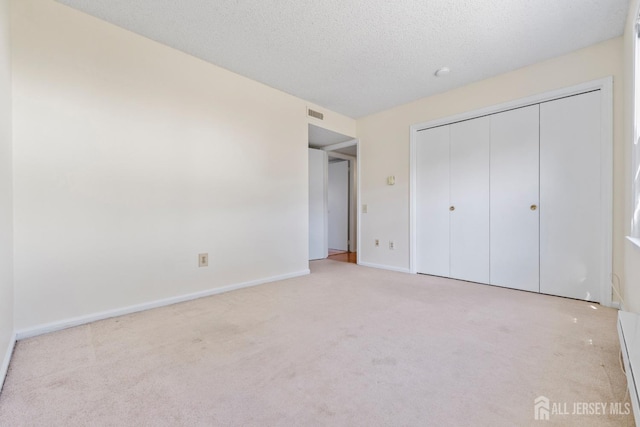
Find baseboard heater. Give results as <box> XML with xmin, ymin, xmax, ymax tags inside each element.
<box><xmin>618</xmin><ymin>311</ymin><xmax>640</xmax><ymax>425</ymax></box>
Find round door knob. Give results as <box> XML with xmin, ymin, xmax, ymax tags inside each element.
<box><xmin>530</xmin><ymin>204</ymin><xmax>537</xmax><ymax>211</ymax></box>
<box><xmin>449</xmin><ymin>206</ymin><xmax>455</xmax><ymax>211</ymax></box>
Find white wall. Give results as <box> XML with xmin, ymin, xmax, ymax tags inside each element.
<box><xmin>11</xmin><ymin>0</ymin><xmax>356</xmax><ymax>331</ymax></box>
<box><xmin>624</xmin><ymin>0</ymin><xmax>640</xmax><ymax>313</ymax></box>
<box><xmin>358</xmin><ymin>37</ymin><xmax>624</xmax><ymax>283</ymax></box>
<box><xmin>0</xmin><ymin>0</ymin><xmax>14</xmax><ymax>384</ymax></box>
<box><xmin>307</xmin><ymin>104</ymin><xmax>356</xmax><ymax>141</ymax></box>
<box><xmin>328</xmin><ymin>160</ymin><xmax>348</xmax><ymax>251</ymax></box>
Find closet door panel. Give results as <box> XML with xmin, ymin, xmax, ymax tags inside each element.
<box><xmin>540</xmin><ymin>91</ymin><xmax>602</xmax><ymax>302</ymax></box>
<box><xmin>309</xmin><ymin>148</ymin><xmax>328</xmax><ymax>260</ymax></box>
<box><xmin>490</xmin><ymin>105</ymin><xmax>540</xmax><ymax>292</ymax></box>
<box><xmin>450</xmin><ymin>117</ymin><xmax>491</xmax><ymax>284</ymax></box>
<box><xmin>416</xmin><ymin>126</ymin><xmax>450</xmax><ymax>276</ymax></box>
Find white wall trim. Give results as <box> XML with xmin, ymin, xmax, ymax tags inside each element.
<box><xmin>328</xmin><ymin>148</ymin><xmax>357</xmax><ymax>252</ymax></box>
<box><xmin>0</xmin><ymin>333</ymin><xmax>16</xmax><ymax>393</ymax></box>
<box><xmin>409</xmin><ymin>78</ymin><xmax>613</xmax><ymax>133</ymax></box>
<box><xmin>618</xmin><ymin>312</ymin><xmax>640</xmax><ymax>426</ymax></box>
<box><xmin>358</xmin><ymin>261</ymin><xmax>411</xmax><ymax>274</ymax></box>
<box><xmin>15</xmin><ymin>270</ymin><xmax>310</xmax><ymax>340</ymax></box>
<box><xmin>410</xmin><ymin>117</ymin><xmax>418</xmax><ymax>274</ymax></box>
<box><xmin>326</xmin><ymin>141</ymin><xmax>360</xmax><ymax>254</ymax></box>
<box><xmin>409</xmin><ymin>77</ymin><xmax>614</xmax><ymax>307</ymax></box>
<box><xmin>356</xmin><ymin>140</ymin><xmax>361</xmax><ymax>262</ymax></box>
<box><xmin>325</xmin><ymin>138</ymin><xmax>360</xmax><ymax>258</ymax></box>
<box><xmin>323</xmin><ymin>153</ymin><xmax>329</xmax><ymax>257</ymax></box>
<box><xmin>600</xmin><ymin>77</ymin><xmax>614</xmax><ymax>307</ymax></box>
<box><xmin>350</xmin><ymin>147</ymin><xmax>358</xmax><ymax>254</ymax></box>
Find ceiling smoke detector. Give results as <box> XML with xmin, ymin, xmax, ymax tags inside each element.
<box><xmin>435</xmin><ymin>67</ymin><xmax>450</xmax><ymax>77</ymax></box>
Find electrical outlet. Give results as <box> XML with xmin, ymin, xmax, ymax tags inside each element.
<box><xmin>375</xmin><ymin>239</ymin><xmax>380</xmax><ymax>247</ymax></box>
<box><xmin>389</xmin><ymin>241</ymin><xmax>395</xmax><ymax>250</ymax></box>
<box><xmin>198</xmin><ymin>253</ymin><xmax>208</xmax><ymax>267</ymax></box>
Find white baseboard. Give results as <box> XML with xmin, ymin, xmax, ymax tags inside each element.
<box><xmin>15</xmin><ymin>269</ymin><xmax>310</xmax><ymax>340</ymax></box>
<box><xmin>618</xmin><ymin>311</ymin><xmax>640</xmax><ymax>426</ymax></box>
<box><xmin>357</xmin><ymin>262</ymin><xmax>411</xmax><ymax>274</ymax></box>
<box><xmin>0</xmin><ymin>332</ymin><xmax>16</xmax><ymax>393</ymax></box>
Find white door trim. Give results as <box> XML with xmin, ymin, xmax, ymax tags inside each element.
<box><xmin>409</xmin><ymin>77</ymin><xmax>613</xmax><ymax>306</ymax></box>
<box><xmin>327</xmin><ymin>152</ymin><xmax>358</xmax><ymax>253</ymax></box>
<box><xmin>357</xmin><ymin>140</ymin><xmax>361</xmax><ymax>264</ymax></box>
<box><xmin>324</xmin><ymin>139</ymin><xmax>361</xmax><ymax>258</ymax></box>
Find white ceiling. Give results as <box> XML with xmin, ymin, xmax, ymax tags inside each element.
<box><xmin>309</xmin><ymin>124</ymin><xmax>357</xmax><ymax>156</ymax></box>
<box><xmin>308</xmin><ymin>124</ymin><xmax>353</xmax><ymax>148</ymax></box>
<box><xmin>57</xmin><ymin>0</ymin><xmax>629</xmax><ymax>118</ymax></box>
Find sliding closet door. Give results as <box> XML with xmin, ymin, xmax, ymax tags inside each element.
<box><xmin>490</xmin><ymin>105</ymin><xmax>540</xmax><ymax>292</ymax></box>
<box><xmin>450</xmin><ymin>117</ymin><xmax>490</xmax><ymax>284</ymax></box>
<box><xmin>540</xmin><ymin>91</ymin><xmax>602</xmax><ymax>302</ymax></box>
<box><xmin>416</xmin><ymin>126</ymin><xmax>450</xmax><ymax>276</ymax></box>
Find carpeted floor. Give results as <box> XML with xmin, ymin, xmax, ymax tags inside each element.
<box><xmin>0</xmin><ymin>260</ymin><xmax>633</xmax><ymax>426</ymax></box>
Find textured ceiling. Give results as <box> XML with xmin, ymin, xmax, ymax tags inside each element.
<box><xmin>57</xmin><ymin>0</ymin><xmax>629</xmax><ymax>118</ymax></box>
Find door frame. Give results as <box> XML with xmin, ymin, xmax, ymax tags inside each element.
<box><xmin>327</xmin><ymin>157</ymin><xmax>350</xmax><ymax>252</ymax></box>
<box><xmin>324</xmin><ymin>139</ymin><xmax>360</xmax><ymax>260</ymax></box>
<box><xmin>409</xmin><ymin>77</ymin><xmax>613</xmax><ymax>306</ymax></box>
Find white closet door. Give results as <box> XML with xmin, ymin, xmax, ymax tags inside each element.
<box><xmin>490</xmin><ymin>105</ymin><xmax>540</xmax><ymax>292</ymax></box>
<box><xmin>308</xmin><ymin>148</ymin><xmax>328</xmax><ymax>260</ymax></box>
<box><xmin>450</xmin><ymin>117</ymin><xmax>491</xmax><ymax>284</ymax></box>
<box><xmin>416</xmin><ymin>125</ymin><xmax>450</xmax><ymax>276</ymax></box>
<box><xmin>540</xmin><ymin>91</ymin><xmax>602</xmax><ymax>302</ymax></box>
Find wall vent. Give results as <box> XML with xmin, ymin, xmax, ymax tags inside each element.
<box><xmin>308</xmin><ymin>109</ymin><xmax>324</xmax><ymax>120</ymax></box>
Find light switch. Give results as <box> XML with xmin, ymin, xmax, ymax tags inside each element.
<box><xmin>362</xmin><ymin>204</ymin><xmax>368</xmax><ymax>213</ymax></box>
<box><xmin>387</xmin><ymin>176</ymin><xmax>395</xmax><ymax>185</ymax></box>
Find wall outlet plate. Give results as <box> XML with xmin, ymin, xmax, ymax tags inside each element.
<box><xmin>375</xmin><ymin>239</ymin><xmax>380</xmax><ymax>247</ymax></box>
<box><xmin>198</xmin><ymin>253</ymin><xmax>208</xmax><ymax>267</ymax></box>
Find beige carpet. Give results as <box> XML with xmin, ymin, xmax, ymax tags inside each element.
<box><xmin>0</xmin><ymin>260</ymin><xmax>633</xmax><ymax>426</ymax></box>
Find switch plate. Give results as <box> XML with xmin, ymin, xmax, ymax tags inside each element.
<box><xmin>362</xmin><ymin>204</ymin><xmax>368</xmax><ymax>213</ymax></box>
<box><xmin>198</xmin><ymin>253</ymin><xmax>208</xmax><ymax>267</ymax></box>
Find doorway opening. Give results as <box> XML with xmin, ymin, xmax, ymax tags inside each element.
<box><xmin>308</xmin><ymin>124</ymin><xmax>359</xmax><ymax>264</ymax></box>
